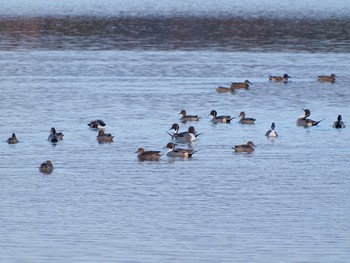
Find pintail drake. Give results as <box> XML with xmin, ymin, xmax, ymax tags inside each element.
<box><xmin>231</xmin><ymin>80</ymin><xmax>252</xmax><ymax>89</ymax></box>
<box><xmin>97</xmin><ymin>130</ymin><xmax>114</xmax><ymax>143</ymax></box>
<box><xmin>7</xmin><ymin>133</ymin><xmax>19</xmax><ymax>144</ymax></box>
<box><xmin>135</xmin><ymin>148</ymin><xmax>162</xmax><ymax>161</ymax></box>
<box><xmin>167</xmin><ymin>123</ymin><xmax>202</xmax><ymax>142</ymax></box>
<box><xmin>297</xmin><ymin>109</ymin><xmax>323</xmax><ymax>127</ymax></box>
<box><xmin>39</xmin><ymin>160</ymin><xmax>54</xmax><ymax>174</ymax></box>
<box><xmin>318</xmin><ymin>73</ymin><xmax>336</xmax><ymax>83</ymax></box>
<box><xmin>48</xmin><ymin>127</ymin><xmax>64</xmax><ymax>143</ymax></box>
<box><xmin>239</xmin><ymin>111</ymin><xmax>256</xmax><ymax>124</ymax></box>
<box><xmin>88</xmin><ymin>119</ymin><xmax>106</xmax><ymax>129</ymax></box>
<box><xmin>179</xmin><ymin>110</ymin><xmax>201</xmax><ymax>122</ymax></box>
<box><xmin>209</xmin><ymin>110</ymin><xmax>234</xmax><ymax>123</ymax></box>
<box><xmin>333</xmin><ymin>115</ymin><xmax>345</xmax><ymax>129</ymax></box>
<box><xmin>269</xmin><ymin>74</ymin><xmax>291</xmax><ymax>83</ymax></box>
<box><xmin>233</xmin><ymin>141</ymin><xmax>255</xmax><ymax>153</ymax></box>
<box><xmin>265</xmin><ymin>122</ymin><xmax>278</xmax><ymax>137</ymax></box>
<box><xmin>164</xmin><ymin>142</ymin><xmax>198</xmax><ymax>158</ymax></box>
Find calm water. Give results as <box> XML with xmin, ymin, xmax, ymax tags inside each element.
<box><xmin>1</xmin><ymin>1</ymin><xmax>350</xmax><ymax>262</ymax></box>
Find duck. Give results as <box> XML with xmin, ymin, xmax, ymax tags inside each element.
<box><xmin>216</xmin><ymin>85</ymin><xmax>234</xmax><ymax>93</ymax></box>
<box><xmin>88</xmin><ymin>119</ymin><xmax>106</xmax><ymax>129</ymax></box>
<box><xmin>164</xmin><ymin>142</ymin><xmax>198</xmax><ymax>158</ymax></box>
<box><xmin>333</xmin><ymin>115</ymin><xmax>345</xmax><ymax>129</ymax></box>
<box><xmin>97</xmin><ymin>130</ymin><xmax>114</xmax><ymax>143</ymax></box>
<box><xmin>269</xmin><ymin>74</ymin><xmax>291</xmax><ymax>83</ymax></box>
<box><xmin>167</xmin><ymin>124</ymin><xmax>202</xmax><ymax>142</ymax></box>
<box><xmin>7</xmin><ymin>133</ymin><xmax>19</xmax><ymax>144</ymax></box>
<box><xmin>209</xmin><ymin>110</ymin><xmax>234</xmax><ymax>123</ymax></box>
<box><xmin>265</xmin><ymin>122</ymin><xmax>278</xmax><ymax>137</ymax></box>
<box><xmin>231</xmin><ymin>80</ymin><xmax>252</xmax><ymax>89</ymax></box>
<box><xmin>318</xmin><ymin>73</ymin><xmax>336</xmax><ymax>83</ymax></box>
<box><xmin>135</xmin><ymin>148</ymin><xmax>162</xmax><ymax>161</ymax></box>
<box><xmin>297</xmin><ymin>109</ymin><xmax>323</xmax><ymax>126</ymax></box>
<box><xmin>233</xmin><ymin>141</ymin><xmax>255</xmax><ymax>153</ymax></box>
<box><xmin>39</xmin><ymin>160</ymin><xmax>54</xmax><ymax>174</ymax></box>
<box><xmin>48</xmin><ymin>127</ymin><xmax>64</xmax><ymax>142</ymax></box>
<box><xmin>179</xmin><ymin>110</ymin><xmax>201</xmax><ymax>122</ymax></box>
<box><xmin>239</xmin><ymin>111</ymin><xmax>256</xmax><ymax>124</ymax></box>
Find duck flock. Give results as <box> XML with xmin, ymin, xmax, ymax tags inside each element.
<box><xmin>3</xmin><ymin>73</ymin><xmax>344</xmax><ymax>174</ymax></box>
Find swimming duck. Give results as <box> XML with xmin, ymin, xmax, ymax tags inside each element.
<box><xmin>48</xmin><ymin>127</ymin><xmax>64</xmax><ymax>142</ymax></box>
<box><xmin>179</xmin><ymin>110</ymin><xmax>201</xmax><ymax>122</ymax></box>
<box><xmin>297</xmin><ymin>109</ymin><xmax>323</xmax><ymax>126</ymax></box>
<box><xmin>233</xmin><ymin>141</ymin><xmax>255</xmax><ymax>153</ymax></box>
<box><xmin>333</xmin><ymin>115</ymin><xmax>345</xmax><ymax>129</ymax></box>
<box><xmin>239</xmin><ymin>111</ymin><xmax>256</xmax><ymax>124</ymax></box>
<box><xmin>135</xmin><ymin>148</ymin><xmax>162</xmax><ymax>161</ymax></box>
<box><xmin>216</xmin><ymin>85</ymin><xmax>234</xmax><ymax>93</ymax></box>
<box><xmin>88</xmin><ymin>119</ymin><xmax>106</xmax><ymax>129</ymax></box>
<box><xmin>39</xmin><ymin>160</ymin><xmax>54</xmax><ymax>174</ymax></box>
<box><xmin>97</xmin><ymin>130</ymin><xmax>114</xmax><ymax>143</ymax></box>
<box><xmin>265</xmin><ymin>122</ymin><xmax>278</xmax><ymax>137</ymax></box>
<box><xmin>7</xmin><ymin>133</ymin><xmax>19</xmax><ymax>144</ymax></box>
<box><xmin>164</xmin><ymin>142</ymin><xmax>198</xmax><ymax>158</ymax></box>
<box><xmin>269</xmin><ymin>74</ymin><xmax>291</xmax><ymax>83</ymax></box>
<box><xmin>231</xmin><ymin>80</ymin><xmax>252</xmax><ymax>89</ymax></box>
<box><xmin>209</xmin><ymin>110</ymin><xmax>234</xmax><ymax>123</ymax></box>
<box><xmin>318</xmin><ymin>73</ymin><xmax>336</xmax><ymax>83</ymax></box>
<box><xmin>167</xmin><ymin>124</ymin><xmax>202</xmax><ymax>142</ymax></box>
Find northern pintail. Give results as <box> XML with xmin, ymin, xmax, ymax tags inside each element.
<box><xmin>209</xmin><ymin>110</ymin><xmax>234</xmax><ymax>123</ymax></box>
<box><xmin>39</xmin><ymin>160</ymin><xmax>54</xmax><ymax>174</ymax></box>
<box><xmin>216</xmin><ymin>85</ymin><xmax>234</xmax><ymax>93</ymax></box>
<box><xmin>231</xmin><ymin>80</ymin><xmax>252</xmax><ymax>89</ymax></box>
<box><xmin>239</xmin><ymin>111</ymin><xmax>256</xmax><ymax>124</ymax></box>
<box><xmin>179</xmin><ymin>110</ymin><xmax>201</xmax><ymax>122</ymax></box>
<box><xmin>135</xmin><ymin>148</ymin><xmax>162</xmax><ymax>161</ymax></box>
<box><xmin>233</xmin><ymin>141</ymin><xmax>255</xmax><ymax>153</ymax></box>
<box><xmin>48</xmin><ymin>127</ymin><xmax>64</xmax><ymax>142</ymax></box>
<box><xmin>97</xmin><ymin>130</ymin><xmax>114</xmax><ymax>143</ymax></box>
<box><xmin>88</xmin><ymin>119</ymin><xmax>106</xmax><ymax>129</ymax></box>
<box><xmin>333</xmin><ymin>115</ymin><xmax>345</xmax><ymax>129</ymax></box>
<box><xmin>167</xmin><ymin>123</ymin><xmax>202</xmax><ymax>142</ymax></box>
<box><xmin>265</xmin><ymin>122</ymin><xmax>278</xmax><ymax>137</ymax></box>
<box><xmin>269</xmin><ymin>74</ymin><xmax>291</xmax><ymax>83</ymax></box>
<box><xmin>7</xmin><ymin>133</ymin><xmax>19</xmax><ymax>144</ymax></box>
<box><xmin>318</xmin><ymin>73</ymin><xmax>336</xmax><ymax>83</ymax></box>
<box><xmin>297</xmin><ymin>109</ymin><xmax>323</xmax><ymax>126</ymax></box>
<box><xmin>164</xmin><ymin>142</ymin><xmax>198</xmax><ymax>158</ymax></box>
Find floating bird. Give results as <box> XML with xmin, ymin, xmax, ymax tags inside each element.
<box><xmin>231</xmin><ymin>80</ymin><xmax>252</xmax><ymax>89</ymax></box>
<box><xmin>297</xmin><ymin>109</ymin><xmax>323</xmax><ymax>126</ymax></box>
<box><xmin>135</xmin><ymin>148</ymin><xmax>162</xmax><ymax>161</ymax></box>
<box><xmin>265</xmin><ymin>122</ymin><xmax>278</xmax><ymax>138</ymax></box>
<box><xmin>167</xmin><ymin>124</ymin><xmax>202</xmax><ymax>142</ymax></box>
<box><xmin>179</xmin><ymin>110</ymin><xmax>201</xmax><ymax>122</ymax></box>
<box><xmin>239</xmin><ymin>111</ymin><xmax>256</xmax><ymax>124</ymax></box>
<box><xmin>39</xmin><ymin>160</ymin><xmax>54</xmax><ymax>174</ymax></box>
<box><xmin>209</xmin><ymin>110</ymin><xmax>234</xmax><ymax>123</ymax></box>
<box><xmin>333</xmin><ymin>115</ymin><xmax>345</xmax><ymax>129</ymax></box>
<box><xmin>216</xmin><ymin>85</ymin><xmax>234</xmax><ymax>93</ymax></box>
<box><xmin>97</xmin><ymin>130</ymin><xmax>114</xmax><ymax>143</ymax></box>
<box><xmin>7</xmin><ymin>133</ymin><xmax>19</xmax><ymax>144</ymax></box>
<box><xmin>88</xmin><ymin>119</ymin><xmax>106</xmax><ymax>129</ymax></box>
<box><xmin>164</xmin><ymin>142</ymin><xmax>198</xmax><ymax>158</ymax></box>
<box><xmin>318</xmin><ymin>73</ymin><xmax>336</xmax><ymax>83</ymax></box>
<box><xmin>48</xmin><ymin>127</ymin><xmax>64</xmax><ymax>142</ymax></box>
<box><xmin>269</xmin><ymin>74</ymin><xmax>291</xmax><ymax>83</ymax></box>
<box><xmin>233</xmin><ymin>141</ymin><xmax>255</xmax><ymax>153</ymax></box>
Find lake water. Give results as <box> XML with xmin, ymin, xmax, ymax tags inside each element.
<box><xmin>1</xmin><ymin>1</ymin><xmax>350</xmax><ymax>262</ymax></box>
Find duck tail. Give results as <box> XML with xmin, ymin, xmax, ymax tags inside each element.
<box><xmin>166</xmin><ymin>131</ymin><xmax>175</xmax><ymax>139</ymax></box>
<box><xmin>313</xmin><ymin>119</ymin><xmax>324</xmax><ymax>126</ymax></box>
<box><xmin>189</xmin><ymin>150</ymin><xmax>199</xmax><ymax>157</ymax></box>
<box><xmin>195</xmin><ymin>132</ymin><xmax>204</xmax><ymax>138</ymax></box>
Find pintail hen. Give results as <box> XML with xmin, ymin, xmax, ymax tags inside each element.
<box><xmin>209</xmin><ymin>110</ymin><xmax>234</xmax><ymax>123</ymax></box>
<box><xmin>265</xmin><ymin>122</ymin><xmax>278</xmax><ymax>138</ymax></box>
<box><xmin>239</xmin><ymin>111</ymin><xmax>256</xmax><ymax>124</ymax></box>
<box><xmin>297</xmin><ymin>109</ymin><xmax>323</xmax><ymax>126</ymax></box>
<box><xmin>167</xmin><ymin>123</ymin><xmax>202</xmax><ymax>142</ymax></box>
<box><xmin>164</xmin><ymin>142</ymin><xmax>198</xmax><ymax>158</ymax></box>
<box><xmin>179</xmin><ymin>110</ymin><xmax>201</xmax><ymax>122</ymax></box>
<box><xmin>135</xmin><ymin>148</ymin><xmax>162</xmax><ymax>161</ymax></box>
<box><xmin>7</xmin><ymin>133</ymin><xmax>19</xmax><ymax>144</ymax></box>
<box><xmin>39</xmin><ymin>160</ymin><xmax>54</xmax><ymax>174</ymax></box>
<box><xmin>233</xmin><ymin>141</ymin><xmax>255</xmax><ymax>153</ymax></box>
<box><xmin>88</xmin><ymin>119</ymin><xmax>106</xmax><ymax>129</ymax></box>
<box><xmin>318</xmin><ymin>73</ymin><xmax>336</xmax><ymax>83</ymax></box>
<box><xmin>97</xmin><ymin>130</ymin><xmax>114</xmax><ymax>143</ymax></box>
<box><xmin>231</xmin><ymin>80</ymin><xmax>252</xmax><ymax>89</ymax></box>
<box><xmin>216</xmin><ymin>85</ymin><xmax>235</xmax><ymax>93</ymax></box>
<box><xmin>48</xmin><ymin>127</ymin><xmax>64</xmax><ymax>142</ymax></box>
<box><xmin>333</xmin><ymin>115</ymin><xmax>345</xmax><ymax>129</ymax></box>
<box><xmin>269</xmin><ymin>74</ymin><xmax>291</xmax><ymax>83</ymax></box>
